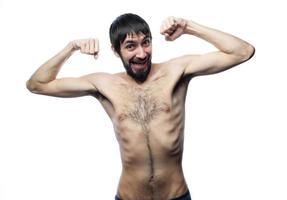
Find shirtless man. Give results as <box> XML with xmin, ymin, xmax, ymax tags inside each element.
<box><xmin>26</xmin><ymin>13</ymin><xmax>255</xmax><ymax>200</ymax></box>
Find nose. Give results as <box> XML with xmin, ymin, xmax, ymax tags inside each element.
<box><xmin>136</xmin><ymin>46</ymin><xmax>147</xmax><ymax>59</ymax></box>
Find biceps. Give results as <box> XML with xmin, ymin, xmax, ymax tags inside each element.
<box><xmin>184</xmin><ymin>52</ymin><xmax>242</xmax><ymax>76</ymax></box>
<box><xmin>35</xmin><ymin>77</ymin><xmax>96</xmax><ymax>97</ymax></box>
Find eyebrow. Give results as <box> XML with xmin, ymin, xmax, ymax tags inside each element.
<box><xmin>124</xmin><ymin>36</ymin><xmax>151</xmax><ymax>45</ymax></box>
<box><xmin>124</xmin><ymin>40</ymin><xmax>136</xmax><ymax>45</ymax></box>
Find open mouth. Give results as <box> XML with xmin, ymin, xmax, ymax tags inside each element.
<box><xmin>131</xmin><ymin>59</ymin><xmax>148</xmax><ymax>71</ymax></box>
<box><xmin>131</xmin><ymin>62</ymin><xmax>147</xmax><ymax>70</ymax></box>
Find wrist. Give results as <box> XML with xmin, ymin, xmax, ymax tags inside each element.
<box><xmin>184</xmin><ymin>20</ymin><xmax>200</xmax><ymax>35</ymax></box>
<box><xmin>58</xmin><ymin>42</ymin><xmax>77</xmax><ymax>59</ymax></box>
<box><xmin>68</xmin><ymin>41</ymin><xmax>79</xmax><ymax>51</ymax></box>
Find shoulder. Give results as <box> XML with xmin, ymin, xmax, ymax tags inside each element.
<box><xmin>83</xmin><ymin>72</ymin><xmax>125</xmax><ymax>100</ymax></box>
<box><xmin>80</xmin><ymin>72</ymin><xmax>123</xmax><ymax>92</ymax></box>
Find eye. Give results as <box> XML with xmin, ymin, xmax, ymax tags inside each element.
<box><xmin>126</xmin><ymin>44</ymin><xmax>135</xmax><ymax>50</ymax></box>
<box><xmin>142</xmin><ymin>38</ymin><xmax>151</xmax><ymax>47</ymax></box>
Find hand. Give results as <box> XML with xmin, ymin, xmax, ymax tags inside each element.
<box><xmin>160</xmin><ymin>17</ymin><xmax>187</xmax><ymax>41</ymax></box>
<box><xmin>72</xmin><ymin>38</ymin><xmax>100</xmax><ymax>59</ymax></box>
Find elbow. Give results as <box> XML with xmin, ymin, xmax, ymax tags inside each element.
<box><xmin>26</xmin><ymin>79</ymin><xmax>40</xmax><ymax>94</ymax></box>
<box><xmin>26</xmin><ymin>79</ymin><xmax>35</xmax><ymax>93</ymax></box>
<box><xmin>241</xmin><ymin>44</ymin><xmax>255</xmax><ymax>62</ymax></box>
<box><xmin>246</xmin><ymin>44</ymin><xmax>255</xmax><ymax>60</ymax></box>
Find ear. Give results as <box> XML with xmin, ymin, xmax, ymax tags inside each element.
<box><xmin>111</xmin><ymin>46</ymin><xmax>120</xmax><ymax>57</ymax></box>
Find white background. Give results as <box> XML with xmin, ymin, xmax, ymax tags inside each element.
<box><xmin>0</xmin><ymin>0</ymin><xmax>286</xmax><ymax>199</ymax></box>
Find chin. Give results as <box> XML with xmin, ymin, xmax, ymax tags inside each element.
<box><xmin>131</xmin><ymin>66</ymin><xmax>147</xmax><ymax>74</ymax></box>
<box><xmin>129</xmin><ymin>69</ymin><xmax>149</xmax><ymax>82</ymax></box>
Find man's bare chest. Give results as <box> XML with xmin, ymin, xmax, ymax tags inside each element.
<box><xmin>115</xmin><ymin>84</ymin><xmax>171</xmax><ymax>124</ymax></box>
<box><xmin>95</xmin><ymin>69</ymin><xmax>190</xmax><ymax>124</ymax></box>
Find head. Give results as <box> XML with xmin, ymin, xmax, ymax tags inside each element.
<box><xmin>109</xmin><ymin>13</ymin><xmax>152</xmax><ymax>82</ymax></box>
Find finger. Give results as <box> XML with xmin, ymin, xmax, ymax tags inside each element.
<box><xmin>167</xmin><ymin>17</ymin><xmax>176</xmax><ymax>28</ymax></box>
<box><xmin>80</xmin><ymin>42</ymin><xmax>86</xmax><ymax>53</ymax></box>
<box><xmin>163</xmin><ymin>23</ymin><xmax>172</xmax><ymax>34</ymax></box>
<box><xmin>170</xmin><ymin>28</ymin><xmax>182</xmax><ymax>41</ymax></box>
<box><xmin>168</xmin><ymin>34</ymin><xmax>176</xmax><ymax>41</ymax></box>
<box><xmin>167</xmin><ymin>21</ymin><xmax>178</xmax><ymax>34</ymax></box>
<box><xmin>95</xmin><ymin>38</ymin><xmax>99</xmax><ymax>52</ymax></box>
<box><xmin>84</xmin><ymin>40</ymin><xmax>90</xmax><ymax>53</ymax></box>
<box><xmin>160</xmin><ymin>21</ymin><xmax>167</xmax><ymax>34</ymax></box>
<box><xmin>161</xmin><ymin>18</ymin><xmax>176</xmax><ymax>36</ymax></box>
<box><xmin>160</xmin><ymin>24</ymin><xmax>164</xmax><ymax>34</ymax></box>
<box><xmin>161</xmin><ymin>18</ymin><xmax>171</xmax><ymax>33</ymax></box>
<box><xmin>89</xmin><ymin>38</ymin><xmax>95</xmax><ymax>54</ymax></box>
<box><xmin>165</xmin><ymin>28</ymin><xmax>176</xmax><ymax>37</ymax></box>
<box><xmin>94</xmin><ymin>53</ymin><xmax>99</xmax><ymax>60</ymax></box>
<box><xmin>165</xmin><ymin>34</ymin><xmax>172</xmax><ymax>41</ymax></box>
<box><xmin>93</xmin><ymin>39</ymin><xmax>99</xmax><ymax>60</ymax></box>
<box><xmin>164</xmin><ymin>33</ymin><xmax>169</xmax><ymax>38</ymax></box>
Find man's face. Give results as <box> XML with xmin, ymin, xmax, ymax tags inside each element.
<box><xmin>118</xmin><ymin>32</ymin><xmax>152</xmax><ymax>82</ymax></box>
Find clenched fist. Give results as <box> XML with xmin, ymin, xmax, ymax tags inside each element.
<box><xmin>72</xmin><ymin>38</ymin><xmax>100</xmax><ymax>59</ymax></box>
<box><xmin>160</xmin><ymin>17</ymin><xmax>187</xmax><ymax>41</ymax></box>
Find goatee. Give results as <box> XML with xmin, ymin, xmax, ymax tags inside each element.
<box><xmin>122</xmin><ymin>56</ymin><xmax>152</xmax><ymax>82</ymax></box>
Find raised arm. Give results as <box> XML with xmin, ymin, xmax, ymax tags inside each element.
<box><xmin>160</xmin><ymin>17</ymin><xmax>255</xmax><ymax>77</ymax></box>
<box><xmin>26</xmin><ymin>39</ymin><xmax>101</xmax><ymax>97</ymax></box>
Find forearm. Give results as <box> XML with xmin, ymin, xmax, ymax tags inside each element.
<box><xmin>27</xmin><ymin>42</ymin><xmax>76</xmax><ymax>87</ymax></box>
<box><xmin>184</xmin><ymin>20</ymin><xmax>254</xmax><ymax>58</ymax></box>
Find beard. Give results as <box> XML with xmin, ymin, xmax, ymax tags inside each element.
<box><xmin>121</xmin><ymin>54</ymin><xmax>152</xmax><ymax>82</ymax></box>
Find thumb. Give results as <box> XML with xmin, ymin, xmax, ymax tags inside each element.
<box><xmin>94</xmin><ymin>53</ymin><xmax>99</xmax><ymax>60</ymax></box>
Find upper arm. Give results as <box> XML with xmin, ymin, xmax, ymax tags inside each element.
<box><xmin>28</xmin><ymin>73</ymin><xmax>101</xmax><ymax>97</ymax></box>
<box><xmin>178</xmin><ymin>48</ymin><xmax>254</xmax><ymax>77</ymax></box>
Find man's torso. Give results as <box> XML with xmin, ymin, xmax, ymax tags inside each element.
<box><xmin>92</xmin><ymin>62</ymin><xmax>191</xmax><ymax>200</ymax></box>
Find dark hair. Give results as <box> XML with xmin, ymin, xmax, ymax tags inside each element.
<box><xmin>109</xmin><ymin>13</ymin><xmax>152</xmax><ymax>54</ymax></box>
